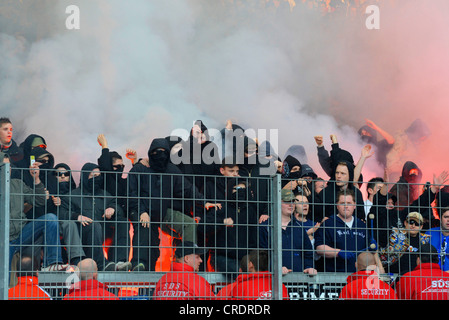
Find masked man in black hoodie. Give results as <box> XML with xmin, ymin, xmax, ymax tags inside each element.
<box><xmin>59</xmin><ymin>163</ymin><xmax>130</xmax><ymax>271</ymax></box>
<box><xmin>128</xmin><ymin>138</ymin><xmax>208</xmax><ymax>271</ymax></box>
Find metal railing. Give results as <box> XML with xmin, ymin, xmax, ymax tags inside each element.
<box><xmin>1</xmin><ymin>164</ymin><xmax>447</xmax><ymax>300</ymax></box>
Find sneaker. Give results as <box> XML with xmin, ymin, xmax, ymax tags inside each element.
<box><xmin>132</xmin><ymin>263</ymin><xmax>145</xmax><ymax>272</ymax></box>
<box><xmin>116</xmin><ymin>261</ymin><xmax>132</xmax><ymax>271</ymax></box>
<box><xmin>41</xmin><ymin>263</ymin><xmax>74</xmax><ymax>272</ymax></box>
<box><xmin>102</xmin><ymin>261</ymin><xmax>116</xmax><ymax>271</ymax></box>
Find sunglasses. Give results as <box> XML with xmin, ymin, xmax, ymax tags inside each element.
<box><xmin>407</xmin><ymin>219</ymin><xmax>421</xmax><ymax>227</ymax></box>
<box><xmin>56</xmin><ymin>171</ymin><xmax>69</xmax><ymax>177</ymax></box>
<box><xmin>113</xmin><ymin>164</ymin><xmax>125</xmax><ymax>170</ymax></box>
<box><xmin>36</xmin><ymin>159</ymin><xmax>49</xmax><ymax>164</ymax></box>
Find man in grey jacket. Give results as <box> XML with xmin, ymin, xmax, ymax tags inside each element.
<box><xmin>1</xmin><ymin>152</ymin><xmax>67</xmax><ymax>271</ymax></box>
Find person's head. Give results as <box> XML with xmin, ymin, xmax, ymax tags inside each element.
<box><xmin>281</xmin><ymin>189</ymin><xmax>296</xmax><ymax>216</ymax></box>
<box><xmin>80</xmin><ymin>163</ymin><xmax>102</xmax><ymax>193</ymax></box>
<box><xmin>246</xmin><ymin>250</ymin><xmax>269</xmax><ymax>272</ymax></box>
<box><xmin>355</xmin><ymin>252</ymin><xmax>377</xmax><ymax>271</ymax></box>
<box><xmin>336</xmin><ymin>189</ymin><xmax>356</xmax><ymax>221</ymax></box>
<box><xmin>314</xmin><ymin>177</ymin><xmax>326</xmax><ymax>194</ymax></box>
<box><xmin>440</xmin><ymin>208</ymin><xmax>449</xmax><ymax>233</ymax></box>
<box><xmin>55</xmin><ymin>165</ymin><xmax>70</xmax><ymax>183</ymax></box>
<box><xmin>16</xmin><ymin>255</ymin><xmax>40</xmax><ymax>278</ymax></box>
<box><xmin>335</xmin><ymin>162</ymin><xmax>352</xmax><ymax>189</ymax></box>
<box><xmin>367</xmin><ymin>177</ymin><xmax>384</xmax><ymax>199</ymax></box>
<box><xmin>0</xmin><ymin>118</ymin><xmax>13</xmax><ymax>145</ymax></box>
<box><xmin>404</xmin><ymin>212</ymin><xmax>423</xmax><ymax>237</ymax></box>
<box><xmin>77</xmin><ymin>258</ymin><xmax>98</xmax><ymax>281</ymax></box>
<box><xmin>416</xmin><ymin>244</ymin><xmax>439</xmax><ymax>265</ymax></box>
<box><xmin>108</xmin><ymin>151</ymin><xmax>124</xmax><ymax>172</ymax></box>
<box><xmin>148</xmin><ymin>138</ymin><xmax>170</xmax><ymax>173</ymax></box>
<box><xmin>386</xmin><ymin>194</ymin><xmax>397</xmax><ymax>210</ymax></box>
<box><xmin>282</xmin><ymin>155</ymin><xmax>302</xmax><ymax>179</ymax></box>
<box><xmin>0</xmin><ymin>152</ymin><xmax>10</xmax><ymax>164</ymax></box>
<box><xmin>220</xmin><ymin>157</ymin><xmax>240</xmax><ymax>177</ymax></box>
<box><xmin>294</xmin><ymin>193</ymin><xmax>309</xmax><ymax>218</ymax></box>
<box><xmin>174</xmin><ymin>240</ymin><xmax>204</xmax><ymax>272</ymax></box>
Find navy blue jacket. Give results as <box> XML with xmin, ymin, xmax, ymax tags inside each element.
<box><xmin>260</xmin><ymin>216</ymin><xmax>314</xmax><ymax>271</ymax></box>
<box><xmin>314</xmin><ymin>214</ymin><xmax>368</xmax><ymax>272</ymax></box>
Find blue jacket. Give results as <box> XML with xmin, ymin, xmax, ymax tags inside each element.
<box><xmin>259</xmin><ymin>216</ymin><xmax>314</xmax><ymax>271</ymax></box>
<box><xmin>314</xmin><ymin>214</ymin><xmax>368</xmax><ymax>272</ymax></box>
<box><xmin>426</xmin><ymin>227</ymin><xmax>449</xmax><ymax>271</ymax></box>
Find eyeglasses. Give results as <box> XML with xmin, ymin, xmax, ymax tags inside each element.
<box><xmin>407</xmin><ymin>219</ymin><xmax>421</xmax><ymax>227</ymax></box>
<box><xmin>56</xmin><ymin>171</ymin><xmax>69</xmax><ymax>177</ymax></box>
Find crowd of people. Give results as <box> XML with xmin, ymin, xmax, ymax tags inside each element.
<box><xmin>2</xmin><ymin>116</ymin><xmax>449</xmax><ymax>300</ymax></box>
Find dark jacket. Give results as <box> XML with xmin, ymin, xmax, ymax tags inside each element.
<box><xmin>127</xmin><ymin>138</ymin><xmax>203</xmax><ymax>222</ymax></box>
<box><xmin>59</xmin><ymin>163</ymin><xmax>122</xmax><ymax>221</ymax></box>
<box><xmin>389</xmin><ymin>161</ymin><xmax>423</xmax><ymax>210</ymax></box>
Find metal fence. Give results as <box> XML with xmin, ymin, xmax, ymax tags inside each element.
<box><xmin>1</xmin><ymin>163</ymin><xmax>449</xmax><ymax>300</ymax></box>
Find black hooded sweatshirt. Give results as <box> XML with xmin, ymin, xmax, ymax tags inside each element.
<box><xmin>127</xmin><ymin>138</ymin><xmax>203</xmax><ymax>222</ymax></box>
<box><xmin>314</xmin><ymin>160</ymin><xmax>365</xmax><ymax>223</ymax></box>
<box><xmin>59</xmin><ymin>163</ymin><xmax>122</xmax><ymax>221</ymax></box>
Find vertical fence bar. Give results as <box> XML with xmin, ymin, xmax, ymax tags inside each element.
<box><xmin>0</xmin><ymin>163</ymin><xmax>10</xmax><ymax>300</ymax></box>
<box><xmin>271</xmin><ymin>174</ymin><xmax>282</xmax><ymax>300</ymax></box>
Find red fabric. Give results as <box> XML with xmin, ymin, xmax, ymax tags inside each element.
<box><xmin>8</xmin><ymin>276</ymin><xmax>52</xmax><ymax>300</ymax></box>
<box><xmin>64</xmin><ymin>279</ymin><xmax>118</xmax><ymax>300</ymax></box>
<box><xmin>153</xmin><ymin>262</ymin><xmax>215</xmax><ymax>300</ymax></box>
<box><xmin>228</xmin><ymin>271</ymin><xmax>289</xmax><ymax>300</ymax></box>
<box><xmin>396</xmin><ymin>263</ymin><xmax>449</xmax><ymax>300</ymax></box>
<box><xmin>338</xmin><ymin>270</ymin><xmax>397</xmax><ymax>300</ymax></box>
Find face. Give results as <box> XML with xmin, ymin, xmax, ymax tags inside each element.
<box><xmin>386</xmin><ymin>198</ymin><xmax>395</xmax><ymax>210</ymax></box>
<box><xmin>88</xmin><ymin>168</ymin><xmax>101</xmax><ymax>179</ymax></box>
<box><xmin>337</xmin><ymin>194</ymin><xmax>356</xmax><ymax>220</ymax></box>
<box><xmin>315</xmin><ymin>180</ymin><xmax>326</xmax><ymax>194</ymax></box>
<box><xmin>404</xmin><ymin>219</ymin><xmax>422</xmax><ymax>236</ymax></box>
<box><xmin>441</xmin><ymin>211</ymin><xmax>449</xmax><ymax>232</ymax></box>
<box><xmin>281</xmin><ymin>200</ymin><xmax>295</xmax><ymax>216</ymax></box>
<box><xmin>56</xmin><ymin>167</ymin><xmax>70</xmax><ymax>183</ymax></box>
<box><xmin>335</xmin><ymin>164</ymin><xmax>349</xmax><ymax>187</ymax></box>
<box><xmin>191</xmin><ymin>125</ymin><xmax>206</xmax><ymax>144</ymax></box>
<box><xmin>112</xmin><ymin>158</ymin><xmax>124</xmax><ymax>171</ymax></box>
<box><xmin>291</xmin><ymin>166</ymin><xmax>301</xmax><ymax>173</ymax></box>
<box><xmin>35</xmin><ymin>155</ymin><xmax>50</xmax><ymax>167</ymax></box>
<box><xmin>0</xmin><ymin>123</ymin><xmax>12</xmax><ymax>145</ymax></box>
<box><xmin>220</xmin><ymin>165</ymin><xmax>239</xmax><ymax>177</ymax></box>
<box><xmin>294</xmin><ymin>195</ymin><xmax>309</xmax><ymax>216</ymax></box>
<box><xmin>369</xmin><ymin>182</ymin><xmax>384</xmax><ymax>196</ymax></box>
<box><xmin>184</xmin><ymin>254</ymin><xmax>202</xmax><ymax>272</ymax></box>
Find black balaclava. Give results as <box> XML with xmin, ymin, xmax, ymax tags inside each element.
<box><xmin>80</xmin><ymin>163</ymin><xmax>103</xmax><ymax>194</ymax></box>
<box><xmin>148</xmin><ymin>138</ymin><xmax>170</xmax><ymax>173</ymax></box>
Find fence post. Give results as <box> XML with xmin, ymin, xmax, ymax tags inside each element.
<box><xmin>271</xmin><ymin>174</ymin><xmax>282</xmax><ymax>300</ymax></box>
<box><xmin>0</xmin><ymin>163</ymin><xmax>10</xmax><ymax>300</ymax></box>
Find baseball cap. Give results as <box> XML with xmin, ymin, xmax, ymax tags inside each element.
<box><xmin>407</xmin><ymin>211</ymin><xmax>423</xmax><ymax>224</ymax></box>
<box><xmin>281</xmin><ymin>189</ymin><xmax>296</xmax><ymax>202</ymax></box>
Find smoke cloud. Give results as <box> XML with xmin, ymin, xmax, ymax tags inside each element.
<box><xmin>1</xmin><ymin>0</ymin><xmax>448</xmax><ymax>184</ymax></box>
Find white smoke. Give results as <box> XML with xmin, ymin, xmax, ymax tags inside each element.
<box><xmin>1</xmin><ymin>0</ymin><xmax>448</xmax><ymax>185</ymax></box>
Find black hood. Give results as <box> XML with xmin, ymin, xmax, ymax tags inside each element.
<box><xmin>401</xmin><ymin>161</ymin><xmax>422</xmax><ymax>183</ymax></box>
<box><xmin>19</xmin><ymin>134</ymin><xmax>47</xmax><ymax>158</ymax></box>
<box><xmin>54</xmin><ymin>162</ymin><xmax>77</xmax><ymax>190</ymax></box>
<box><xmin>148</xmin><ymin>138</ymin><xmax>170</xmax><ymax>173</ymax></box>
<box><xmin>80</xmin><ymin>162</ymin><xmax>102</xmax><ymax>193</ymax></box>
<box><xmin>29</xmin><ymin>146</ymin><xmax>54</xmax><ymax>168</ymax></box>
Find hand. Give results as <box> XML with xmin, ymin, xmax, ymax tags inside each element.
<box><xmin>126</xmin><ymin>149</ymin><xmax>137</xmax><ymax>164</ymax></box>
<box><xmin>282</xmin><ymin>267</ymin><xmax>292</xmax><ymax>275</ymax></box>
<box><xmin>337</xmin><ymin>250</ymin><xmax>356</xmax><ymax>260</ymax></box>
<box><xmin>306</xmin><ymin>222</ymin><xmax>321</xmax><ymax>236</ymax></box>
<box><xmin>431</xmin><ymin>170</ymin><xmax>449</xmax><ymax>193</ymax></box>
<box><xmin>361</xmin><ymin>144</ymin><xmax>374</xmax><ymax>159</ymax></box>
<box><xmin>259</xmin><ymin>214</ymin><xmax>269</xmax><ymax>224</ymax></box>
<box><xmin>365</xmin><ymin>118</ymin><xmax>378</xmax><ymax>130</ymax></box>
<box><xmin>51</xmin><ymin>196</ymin><xmax>61</xmax><ymax>206</ymax></box>
<box><xmin>29</xmin><ymin>162</ymin><xmax>40</xmax><ymax>183</ymax></box>
<box><xmin>330</xmin><ymin>134</ymin><xmax>338</xmax><ymax>144</ymax></box>
<box><xmin>225</xmin><ymin>119</ymin><xmax>233</xmax><ymax>130</ymax></box>
<box><xmin>140</xmin><ymin>158</ymin><xmax>150</xmax><ymax>168</ymax></box>
<box><xmin>77</xmin><ymin>215</ymin><xmax>93</xmax><ymax>226</ymax></box>
<box><xmin>103</xmin><ymin>207</ymin><xmax>115</xmax><ymax>219</ymax></box>
<box><xmin>304</xmin><ymin>268</ymin><xmax>317</xmax><ymax>275</ymax></box>
<box><xmin>205</xmin><ymin>203</ymin><xmax>222</xmax><ymax>211</ymax></box>
<box><xmin>140</xmin><ymin>212</ymin><xmax>150</xmax><ymax>228</ymax></box>
<box><xmin>274</xmin><ymin>160</ymin><xmax>283</xmax><ymax>173</ymax></box>
<box><xmin>314</xmin><ymin>135</ymin><xmax>324</xmax><ymax>147</ymax></box>
<box><xmin>223</xmin><ymin>217</ymin><xmax>234</xmax><ymax>226</ymax></box>
<box><xmin>97</xmin><ymin>134</ymin><xmax>108</xmax><ymax>149</ymax></box>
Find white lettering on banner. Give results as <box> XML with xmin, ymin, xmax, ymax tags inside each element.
<box><xmin>361</xmin><ymin>289</ymin><xmax>390</xmax><ymax>296</ymax></box>
<box><xmin>365</xmin><ymin>5</ymin><xmax>380</xmax><ymax>30</ymax></box>
<box><xmin>65</xmin><ymin>5</ymin><xmax>80</xmax><ymax>30</ymax></box>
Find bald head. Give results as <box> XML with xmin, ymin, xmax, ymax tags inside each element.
<box><xmin>356</xmin><ymin>252</ymin><xmax>376</xmax><ymax>271</ymax></box>
<box><xmin>77</xmin><ymin>258</ymin><xmax>98</xmax><ymax>281</ymax></box>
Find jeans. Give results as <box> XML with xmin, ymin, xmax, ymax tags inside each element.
<box><xmin>10</xmin><ymin>213</ymin><xmax>63</xmax><ymax>268</ymax></box>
